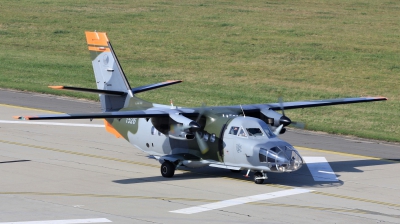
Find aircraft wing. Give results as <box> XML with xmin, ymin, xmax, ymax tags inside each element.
<box><xmin>265</xmin><ymin>96</ymin><xmax>387</xmax><ymax>110</ymax></box>
<box><xmin>14</xmin><ymin>97</ymin><xmax>386</xmax><ymax>121</ymax></box>
<box><xmin>203</xmin><ymin>96</ymin><xmax>387</xmax><ymax>113</ymax></box>
<box><xmin>14</xmin><ymin>108</ymin><xmax>198</xmax><ymax>120</ymax></box>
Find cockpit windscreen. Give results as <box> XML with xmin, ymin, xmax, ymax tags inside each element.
<box><xmin>246</xmin><ymin>128</ymin><xmax>263</xmax><ymax>137</ymax></box>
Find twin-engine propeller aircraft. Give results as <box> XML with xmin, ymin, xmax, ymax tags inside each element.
<box><xmin>15</xmin><ymin>31</ymin><xmax>387</xmax><ymax>184</ymax></box>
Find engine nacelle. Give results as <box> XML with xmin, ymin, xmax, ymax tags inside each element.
<box><xmin>260</xmin><ymin>108</ymin><xmax>291</xmax><ymax>127</ymax></box>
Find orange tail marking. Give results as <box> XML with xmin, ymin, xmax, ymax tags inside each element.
<box><xmin>104</xmin><ymin>120</ymin><xmax>123</xmax><ymax>138</ymax></box>
<box><xmin>85</xmin><ymin>31</ymin><xmax>109</xmax><ymax>46</ymax></box>
<box><xmin>48</xmin><ymin>86</ymin><xmax>65</xmax><ymax>89</ymax></box>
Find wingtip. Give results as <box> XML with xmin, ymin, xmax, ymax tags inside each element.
<box><xmin>48</xmin><ymin>86</ymin><xmax>65</xmax><ymax>89</ymax></box>
<box><xmin>165</xmin><ymin>80</ymin><xmax>183</xmax><ymax>83</ymax></box>
<box><xmin>13</xmin><ymin>116</ymin><xmax>29</xmax><ymax>120</ymax></box>
<box><xmin>363</xmin><ymin>96</ymin><xmax>388</xmax><ymax>101</ymax></box>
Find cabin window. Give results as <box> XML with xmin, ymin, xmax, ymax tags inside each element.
<box><xmin>151</xmin><ymin>126</ymin><xmax>156</xmax><ymax>135</ymax></box>
<box><xmin>229</xmin><ymin>126</ymin><xmax>240</xmax><ymax>135</ymax></box>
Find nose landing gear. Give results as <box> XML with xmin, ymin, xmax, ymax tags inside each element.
<box><xmin>254</xmin><ymin>171</ymin><xmax>268</xmax><ymax>184</ymax></box>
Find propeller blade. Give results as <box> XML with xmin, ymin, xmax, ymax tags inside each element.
<box><xmin>195</xmin><ymin>132</ymin><xmax>209</xmax><ymax>154</ymax></box>
<box><xmin>278</xmin><ymin>97</ymin><xmax>285</xmax><ymax>117</ymax></box>
<box><xmin>273</xmin><ymin>124</ymin><xmax>284</xmax><ymax>136</ymax></box>
<box><xmin>196</xmin><ymin>103</ymin><xmax>206</xmax><ymax>123</ymax></box>
<box><xmin>290</xmin><ymin>121</ymin><xmax>306</xmax><ymax>129</ymax></box>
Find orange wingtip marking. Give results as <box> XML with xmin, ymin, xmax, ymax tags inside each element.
<box><xmin>48</xmin><ymin>86</ymin><xmax>64</xmax><ymax>89</ymax></box>
<box><xmin>104</xmin><ymin>120</ymin><xmax>123</xmax><ymax>138</ymax></box>
<box><xmin>364</xmin><ymin>96</ymin><xmax>388</xmax><ymax>100</ymax></box>
<box><xmin>85</xmin><ymin>31</ymin><xmax>109</xmax><ymax>46</ymax></box>
<box><xmin>162</xmin><ymin>80</ymin><xmax>182</xmax><ymax>84</ymax></box>
<box><xmin>88</xmin><ymin>46</ymin><xmax>111</xmax><ymax>52</ymax></box>
<box><xmin>13</xmin><ymin>116</ymin><xmax>35</xmax><ymax>120</ymax></box>
<box><xmin>374</xmin><ymin>96</ymin><xmax>388</xmax><ymax>100</ymax></box>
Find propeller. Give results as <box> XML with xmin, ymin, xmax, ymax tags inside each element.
<box><xmin>194</xmin><ymin>103</ymin><xmax>209</xmax><ymax>154</ymax></box>
<box><xmin>168</xmin><ymin>104</ymin><xmax>209</xmax><ymax>154</ymax></box>
<box><xmin>279</xmin><ymin>97</ymin><xmax>306</xmax><ymax>129</ymax></box>
<box><xmin>273</xmin><ymin>124</ymin><xmax>284</xmax><ymax>136</ymax></box>
<box><xmin>278</xmin><ymin>97</ymin><xmax>292</xmax><ymax>126</ymax></box>
<box><xmin>195</xmin><ymin>132</ymin><xmax>209</xmax><ymax>154</ymax></box>
<box><xmin>290</xmin><ymin>121</ymin><xmax>306</xmax><ymax>129</ymax></box>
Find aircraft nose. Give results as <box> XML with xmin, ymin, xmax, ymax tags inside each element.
<box><xmin>259</xmin><ymin>145</ymin><xmax>303</xmax><ymax>172</ymax></box>
<box><xmin>282</xmin><ymin>147</ymin><xmax>303</xmax><ymax>172</ymax></box>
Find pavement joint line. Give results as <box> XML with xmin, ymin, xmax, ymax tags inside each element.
<box><xmin>295</xmin><ymin>146</ymin><xmax>400</xmax><ymax>163</ymax></box>
<box><xmin>2</xmin><ymin>138</ymin><xmax>400</xmax><ymax>209</ymax></box>
<box><xmin>0</xmin><ymin>103</ymin><xmax>61</xmax><ymax>114</ymax></box>
<box><xmin>0</xmin><ymin>218</ymin><xmax>112</xmax><ymax>224</ymax></box>
<box><xmin>0</xmin><ymin>192</ymin><xmax>384</xmax><ymax>216</ymax></box>
<box><xmin>0</xmin><ymin>139</ymin><xmax>159</xmax><ymax>168</ymax></box>
<box><xmin>311</xmin><ymin>191</ymin><xmax>400</xmax><ymax>208</ymax></box>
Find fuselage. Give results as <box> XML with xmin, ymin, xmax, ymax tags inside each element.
<box><xmin>107</xmin><ymin>104</ymin><xmax>303</xmax><ymax>173</ymax></box>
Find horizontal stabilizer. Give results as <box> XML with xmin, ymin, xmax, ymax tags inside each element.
<box><xmin>131</xmin><ymin>80</ymin><xmax>182</xmax><ymax>94</ymax></box>
<box><xmin>49</xmin><ymin>86</ymin><xmax>126</xmax><ymax>96</ymax></box>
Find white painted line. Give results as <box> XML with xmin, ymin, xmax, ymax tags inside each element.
<box><xmin>0</xmin><ymin>120</ymin><xmax>104</xmax><ymax>127</ymax></box>
<box><xmin>170</xmin><ymin>188</ymin><xmax>313</xmax><ymax>214</ymax></box>
<box><xmin>0</xmin><ymin>218</ymin><xmax>111</xmax><ymax>224</ymax></box>
<box><xmin>303</xmin><ymin>157</ymin><xmax>338</xmax><ymax>182</ymax></box>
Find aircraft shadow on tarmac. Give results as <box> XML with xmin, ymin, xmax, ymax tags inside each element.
<box><xmin>113</xmin><ymin>159</ymin><xmax>397</xmax><ymax>188</ymax></box>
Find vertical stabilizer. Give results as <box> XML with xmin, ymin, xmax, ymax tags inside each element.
<box><xmin>85</xmin><ymin>31</ymin><xmax>133</xmax><ymax>112</ymax></box>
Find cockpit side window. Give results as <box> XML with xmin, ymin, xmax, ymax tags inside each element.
<box><xmin>238</xmin><ymin>128</ymin><xmax>247</xmax><ymax>137</ymax></box>
<box><xmin>229</xmin><ymin>126</ymin><xmax>240</xmax><ymax>135</ymax></box>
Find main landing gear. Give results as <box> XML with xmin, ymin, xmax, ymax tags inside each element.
<box><xmin>161</xmin><ymin>161</ymin><xmax>176</xmax><ymax>178</ymax></box>
<box><xmin>253</xmin><ymin>171</ymin><xmax>268</xmax><ymax>184</ymax></box>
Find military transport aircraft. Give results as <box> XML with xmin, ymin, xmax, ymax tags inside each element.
<box><xmin>15</xmin><ymin>31</ymin><xmax>387</xmax><ymax>184</ymax></box>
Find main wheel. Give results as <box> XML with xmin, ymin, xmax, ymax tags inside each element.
<box><xmin>254</xmin><ymin>172</ymin><xmax>264</xmax><ymax>184</ymax></box>
<box><xmin>161</xmin><ymin>161</ymin><xmax>175</xmax><ymax>178</ymax></box>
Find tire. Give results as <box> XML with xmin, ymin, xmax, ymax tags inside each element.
<box><xmin>161</xmin><ymin>161</ymin><xmax>175</xmax><ymax>178</ymax></box>
<box><xmin>254</xmin><ymin>172</ymin><xmax>264</xmax><ymax>184</ymax></box>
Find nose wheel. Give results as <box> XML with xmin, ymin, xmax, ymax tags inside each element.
<box><xmin>161</xmin><ymin>161</ymin><xmax>176</xmax><ymax>178</ymax></box>
<box><xmin>254</xmin><ymin>171</ymin><xmax>268</xmax><ymax>184</ymax></box>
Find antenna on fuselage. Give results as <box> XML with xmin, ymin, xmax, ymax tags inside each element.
<box><xmin>240</xmin><ymin>105</ymin><xmax>246</xmax><ymax>118</ymax></box>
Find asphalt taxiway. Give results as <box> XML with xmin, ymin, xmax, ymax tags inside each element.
<box><xmin>0</xmin><ymin>89</ymin><xmax>399</xmax><ymax>223</ymax></box>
